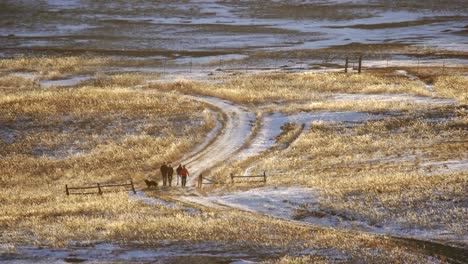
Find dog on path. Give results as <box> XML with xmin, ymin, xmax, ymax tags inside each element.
<box><xmin>144</xmin><ymin>179</ymin><xmax>158</xmax><ymax>188</ymax></box>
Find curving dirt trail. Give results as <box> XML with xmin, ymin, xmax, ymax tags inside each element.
<box><xmin>138</xmin><ymin>92</ymin><xmax>467</xmax><ymax>263</ymax></box>
<box><xmin>179</xmin><ymin>95</ymin><xmax>256</xmax><ymax>185</ymax></box>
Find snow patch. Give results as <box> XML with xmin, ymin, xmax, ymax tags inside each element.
<box><xmin>40</xmin><ymin>76</ymin><xmax>92</xmax><ymax>88</ymax></box>
<box><xmin>180</xmin><ymin>186</ymin><xmax>467</xmax><ymax>244</ymax></box>
<box><xmin>235</xmin><ymin>111</ymin><xmax>384</xmax><ymax>160</ymax></box>
<box><xmin>421</xmin><ymin>159</ymin><xmax>468</xmax><ymax>175</ymax></box>
<box><xmin>131</xmin><ymin>191</ymin><xmax>201</xmax><ymax>214</ymax></box>
<box><xmin>333</xmin><ymin>93</ymin><xmax>456</xmax><ymax>105</ymax></box>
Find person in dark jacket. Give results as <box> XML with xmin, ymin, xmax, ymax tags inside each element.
<box><xmin>167</xmin><ymin>164</ymin><xmax>174</xmax><ymax>186</ymax></box>
<box><xmin>176</xmin><ymin>164</ymin><xmax>182</xmax><ymax>186</ymax></box>
<box><xmin>160</xmin><ymin>162</ymin><xmax>168</xmax><ymax>186</ymax></box>
<box><xmin>180</xmin><ymin>165</ymin><xmax>189</xmax><ymax>187</ymax></box>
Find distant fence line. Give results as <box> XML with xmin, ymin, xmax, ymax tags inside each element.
<box><xmin>65</xmin><ymin>180</ymin><xmax>136</xmax><ymax>196</ymax></box>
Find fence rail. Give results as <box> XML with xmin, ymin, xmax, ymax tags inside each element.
<box><xmin>197</xmin><ymin>174</ymin><xmax>222</xmax><ymax>188</ymax></box>
<box><xmin>65</xmin><ymin>180</ymin><xmax>136</xmax><ymax>196</ymax></box>
<box><xmin>230</xmin><ymin>171</ymin><xmax>267</xmax><ymax>184</ymax></box>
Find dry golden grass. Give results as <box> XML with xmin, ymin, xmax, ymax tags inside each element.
<box><xmin>0</xmin><ymin>56</ymin><xmax>113</xmax><ymax>78</ymax></box>
<box><xmin>0</xmin><ymin>74</ymin><xmax>37</xmax><ymax>88</ymax></box>
<box><xmin>0</xmin><ymin>55</ymin><xmax>464</xmax><ymax>261</ymax></box>
<box><xmin>150</xmin><ymin>72</ymin><xmax>431</xmax><ymax>106</ymax></box>
<box><xmin>244</xmin><ymin>111</ymin><xmax>467</xmax><ymax>236</ymax></box>
<box><xmin>434</xmin><ymin>76</ymin><xmax>468</xmax><ymax>104</ymax></box>
<box><xmin>0</xmin><ymin>70</ymin><xmax>445</xmax><ymax>262</ymax></box>
<box><xmin>261</xmin><ymin>98</ymin><xmax>448</xmax><ymax>114</ymax></box>
<box><xmin>0</xmin><ymin>84</ymin><xmax>217</xmax><ymax>246</ymax></box>
<box><xmin>0</xmin><ymin>186</ymin><xmax>440</xmax><ymax>263</ymax></box>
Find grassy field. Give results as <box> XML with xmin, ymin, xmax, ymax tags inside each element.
<box><xmin>160</xmin><ymin>72</ymin><xmax>432</xmax><ymax>102</ymax></box>
<box><xmin>240</xmin><ymin>110</ymin><xmax>467</xmax><ymax>241</ymax></box>
<box><xmin>1</xmin><ymin>55</ymin><xmax>466</xmax><ymax>262</ymax></box>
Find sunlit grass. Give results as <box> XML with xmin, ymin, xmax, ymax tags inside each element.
<box><xmin>434</xmin><ymin>76</ymin><xmax>468</xmax><ymax>104</ymax></box>
<box><xmin>245</xmin><ymin>112</ymin><xmax>467</xmax><ymax>236</ymax></box>
<box><xmin>149</xmin><ymin>72</ymin><xmax>432</xmax><ymax>106</ymax></box>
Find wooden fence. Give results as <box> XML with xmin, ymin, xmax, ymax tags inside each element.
<box><xmin>230</xmin><ymin>171</ymin><xmax>267</xmax><ymax>184</ymax></box>
<box><xmin>197</xmin><ymin>174</ymin><xmax>222</xmax><ymax>188</ymax></box>
<box><xmin>65</xmin><ymin>180</ymin><xmax>136</xmax><ymax>196</ymax></box>
<box><xmin>345</xmin><ymin>55</ymin><xmax>363</xmax><ymax>73</ymax></box>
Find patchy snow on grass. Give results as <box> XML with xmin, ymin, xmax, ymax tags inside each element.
<box><xmin>3</xmin><ymin>242</ymin><xmax>266</xmax><ymax>263</ymax></box>
<box><xmin>235</xmin><ymin>111</ymin><xmax>384</xmax><ymax>160</ymax></box>
<box><xmin>332</xmin><ymin>93</ymin><xmax>456</xmax><ymax>105</ymax></box>
<box><xmin>131</xmin><ymin>190</ymin><xmax>201</xmax><ymax>214</ymax></box>
<box><xmin>132</xmin><ymin>190</ymin><xmax>177</xmax><ymax>207</ymax></box>
<box><xmin>9</xmin><ymin>72</ymin><xmax>40</xmax><ymax>79</ymax></box>
<box><xmin>420</xmin><ymin>159</ymin><xmax>468</xmax><ymax>175</ymax></box>
<box><xmin>181</xmin><ymin>186</ymin><xmax>467</xmax><ymax>244</ymax></box>
<box><xmin>40</xmin><ymin>75</ymin><xmax>92</xmax><ymax>88</ymax></box>
<box><xmin>181</xmin><ymin>186</ymin><xmax>320</xmax><ymax>219</ymax></box>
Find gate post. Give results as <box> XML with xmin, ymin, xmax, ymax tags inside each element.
<box><xmin>358</xmin><ymin>55</ymin><xmax>362</xmax><ymax>74</ymax></box>
<box><xmin>345</xmin><ymin>57</ymin><xmax>348</xmax><ymax>73</ymax></box>
<box><xmin>198</xmin><ymin>174</ymin><xmax>203</xmax><ymax>188</ymax></box>
<box><xmin>263</xmin><ymin>171</ymin><xmax>267</xmax><ymax>183</ymax></box>
<box><xmin>97</xmin><ymin>183</ymin><xmax>102</xmax><ymax>195</ymax></box>
<box><xmin>130</xmin><ymin>180</ymin><xmax>136</xmax><ymax>194</ymax></box>
<box><xmin>65</xmin><ymin>184</ymin><xmax>69</xmax><ymax>196</ymax></box>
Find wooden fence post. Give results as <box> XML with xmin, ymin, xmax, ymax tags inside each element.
<box><xmin>358</xmin><ymin>55</ymin><xmax>362</xmax><ymax>74</ymax></box>
<box><xmin>230</xmin><ymin>173</ymin><xmax>234</xmax><ymax>184</ymax></box>
<box><xmin>130</xmin><ymin>180</ymin><xmax>136</xmax><ymax>194</ymax></box>
<box><xmin>97</xmin><ymin>183</ymin><xmax>102</xmax><ymax>195</ymax></box>
<box><xmin>263</xmin><ymin>171</ymin><xmax>267</xmax><ymax>183</ymax></box>
<box><xmin>198</xmin><ymin>174</ymin><xmax>203</xmax><ymax>188</ymax></box>
<box><xmin>65</xmin><ymin>184</ymin><xmax>69</xmax><ymax>196</ymax></box>
<box><xmin>345</xmin><ymin>57</ymin><xmax>348</xmax><ymax>73</ymax></box>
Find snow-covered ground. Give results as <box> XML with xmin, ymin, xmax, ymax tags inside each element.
<box><xmin>132</xmin><ymin>190</ymin><xmax>201</xmax><ymax>214</ymax></box>
<box><xmin>420</xmin><ymin>159</ymin><xmax>468</xmax><ymax>175</ymax></box>
<box><xmin>180</xmin><ymin>186</ymin><xmax>467</xmax><ymax>244</ymax></box>
<box><xmin>40</xmin><ymin>76</ymin><xmax>92</xmax><ymax>88</ymax></box>
<box><xmin>179</xmin><ymin>109</ymin><xmax>223</xmax><ymax>161</ymax></box>
<box><xmin>332</xmin><ymin>93</ymin><xmax>456</xmax><ymax>105</ymax></box>
<box><xmin>234</xmin><ymin>111</ymin><xmax>384</xmax><ymax>161</ymax></box>
<box><xmin>2</xmin><ymin>242</ymin><xmax>267</xmax><ymax>263</ymax></box>
<box><xmin>179</xmin><ymin>96</ymin><xmax>256</xmax><ymax>185</ymax></box>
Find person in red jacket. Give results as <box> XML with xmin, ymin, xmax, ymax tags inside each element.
<box><xmin>180</xmin><ymin>165</ymin><xmax>189</xmax><ymax>187</ymax></box>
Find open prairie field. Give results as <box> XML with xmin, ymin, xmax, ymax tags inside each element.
<box><xmin>1</xmin><ymin>54</ymin><xmax>466</xmax><ymax>263</ymax></box>
<box><xmin>1</xmin><ymin>0</ymin><xmax>467</xmax><ymax>262</ymax></box>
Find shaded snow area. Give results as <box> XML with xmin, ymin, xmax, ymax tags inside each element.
<box><xmin>40</xmin><ymin>76</ymin><xmax>92</xmax><ymax>88</ymax></box>
<box><xmin>235</xmin><ymin>111</ymin><xmax>384</xmax><ymax>160</ymax></box>
<box><xmin>332</xmin><ymin>93</ymin><xmax>456</xmax><ymax>105</ymax></box>
<box><xmin>420</xmin><ymin>159</ymin><xmax>468</xmax><ymax>175</ymax></box>
<box><xmin>181</xmin><ymin>187</ymin><xmax>467</xmax><ymax>244</ymax></box>
<box><xmin>131</xmin><ymin>191</ymin><xmax>200</xmax><ymax>215</ymax></box>
<box><xmin>1</xmin><ymin>242</ymin><xmax>279</xmax><ymax>263</ymax></box>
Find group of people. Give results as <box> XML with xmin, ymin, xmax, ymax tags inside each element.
<box><xmin>160</xmin><ymin>162</ymin><xmax>190</xmax><ymax>187</ymax></box>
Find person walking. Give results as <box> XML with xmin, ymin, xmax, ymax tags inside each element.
<box><xmin>160</xmin><ymin>162</ymin><xmax>168</xmax><ymax>186</ymax></box>
<box><xmin>176</xmin><ymin>164</ymin><xmax>182</xmax><ymax>186</ymax></box>
<box><xmin>180</xmin><ymin>165</ymin><xmax>189</xmax><ymax>187</ymax></box>
<box><xmin>167</xmin><ymin>164</ymin><xmax>174</xmax><ymax>187</ymax></box>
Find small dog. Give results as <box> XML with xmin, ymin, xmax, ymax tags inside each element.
<box><xmin>144</xmin><ymin>179</ymin><xmax>158</xmax><ymax>188</ymax></box>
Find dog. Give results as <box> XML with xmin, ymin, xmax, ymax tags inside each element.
<box><xmin>144</xmin><ymin>179</ymin><xmax>158</xmax><ymax>188</ymax></box>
